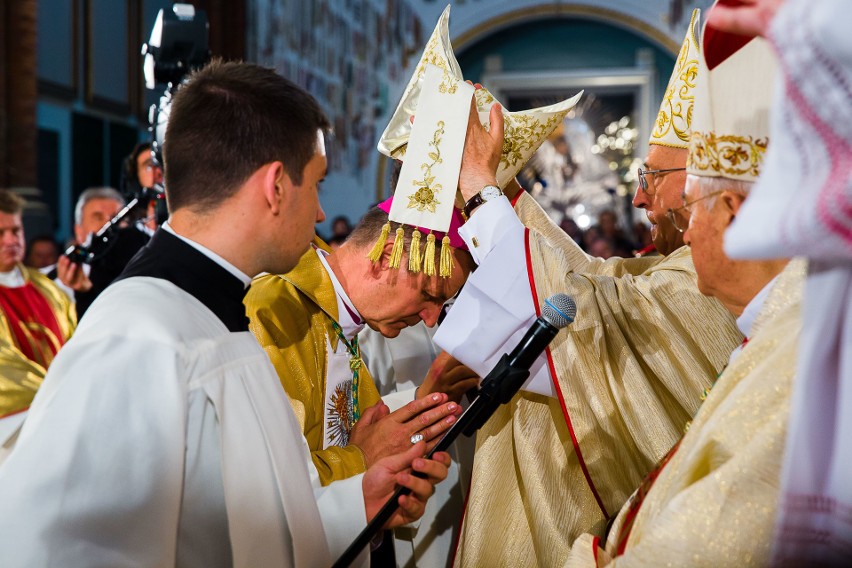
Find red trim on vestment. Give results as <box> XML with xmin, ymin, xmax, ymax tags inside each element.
<box><xmin>524</xmin><ymin>227</ymin><xmax>609</xmax><ymax>519</ymax></box>
<box><xmin>592</xmin><ymin>536</ymin><xmax>601</xmax><ymax>566</ymax></box>
<box><xmin>510</xmin><ymin>188</ymin><xmax>526</xmax><ymax>208</ymax></box>
<box><xmin>0</xmin><ymin>406</ymin><xmax>29</xmax><ymax>420</ymax></box>
<box><xmin>0</xmin><ymin>282</ymin><xmax>64</xmax><ymax>368</ymax></box>
<box><xmin>451</xmin><ymin>467</ymin><xmax>474</xmax><ymax>566</ymax></box>
<box><xmin>634</xmin><ymin>244</ymin><xmax>656</xmax><ymax>257</ymax></box>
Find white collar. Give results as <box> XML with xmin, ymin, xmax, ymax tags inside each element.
<box><xmin>162</xmin><ymin>222</ymin><xmax>252</xmax><ymax>288</ymax></box>
<box><xmin>0</xmin><ymin>265</ymin><xmax>24</xmax><ymax>288</ymax></box>
<box><xmin>737</xmin><ymin>274</ymin><xmax>780</xmax><ymax>339</ymax></box>
<box><xmin>314</xmin><ymin>247</ymin><xmax>364</xmax><ymax>340</ymax></box>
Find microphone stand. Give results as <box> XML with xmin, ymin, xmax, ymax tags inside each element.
<box><xmin>331</xmin><ymin>352</ymin><xmax>532</xmax><ymax>568</ymax></box>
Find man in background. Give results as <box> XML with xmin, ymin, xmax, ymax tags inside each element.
<box><xmin>0</xmin><ymin>60</ymin><xmax>449</xmax><ymax>567</ymax></box>
<box><xmin>55</xmin><ymin>187</ymin><xmax>150</xmax><ymax>317</ymax></box>
<box><xmin>439</xmin><ymin>10</ymin><xmax>743</xmax><ymax>565</ymax></box>
<box><xmin>0</xmin><ymin>189</ymin><xmax>75</xmax><ymax>456</ymax></box>
<box><xmin>24</xmin><ymin>235</ymin><xmax>59</xmax><ymax>269</ymax></box>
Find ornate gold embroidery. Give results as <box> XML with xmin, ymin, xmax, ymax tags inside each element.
<box><xmin>326</xmin><ymin>379</ymin><xmax>354</xmax><ymax>447</ymax></box>
<box><xmin>475</xmin><ymin>88</ymin><xmax>495</xmax><ymax>106</ymax></box>
<box><xmin>687</xmin><ymin>131</ymin><xmax>768</xmax><ymax>177</ymax></box>
<box><xmin>652</xmin><ymin>36</ymin><xmax>698</xmax><ymax>144</ymax></box>
<box><xmin>408</xmin><ymin>120</ymin><xmax>445</xmax><ymax>213</ymax></box>
<box><xmin>499</xmin><ymin>113</ymin><xmax>562</xmax><ymax>170</ymax></box>
<box><xmin>439</xmin><ymin>69</ymin><xmax>458</xmax><ymax>94</ymax></box>
<box><xmin>415</xmin><ymin>33</ymin><xmax>448</xmax><ymax>79</ymax></box>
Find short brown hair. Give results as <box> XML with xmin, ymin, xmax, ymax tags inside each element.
<box><xmin>164</xmin><ymin>59</ymin><xmax>331</xmax><ymax>213</ymax></box>
<box><xmin>349</xmin><ymin>206</ymin><xmax>474</xmax><ymax>271</ymax></box>
<box><xmin>0</xmin><ymin>190</ymin><xmax>25</xmax><ymax>215</ymax></box>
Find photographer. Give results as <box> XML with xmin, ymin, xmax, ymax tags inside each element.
<box><xmin>56</xmin><ymin>186</ymin><xmax>150</xmax><ymax>318</ymax></box>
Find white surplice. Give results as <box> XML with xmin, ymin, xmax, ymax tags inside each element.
<box><xmin>0</xmin><ymin>276</ymin><xmax>367</xmax><ymax>568</ymax></box>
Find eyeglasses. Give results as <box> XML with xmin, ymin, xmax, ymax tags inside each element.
<box><xmin>666</xmin><ymin>190</ymin><xmax>726</xmax><ymax>232</ymax></box>
<box><xmin>637</xmin><ymin>166</ymin><xmax>686</xmax><ymax>195</ymax></box>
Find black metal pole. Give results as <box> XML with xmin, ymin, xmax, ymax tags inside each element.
<box><xmin>331</xmin><ymin>354</ymin><xmax>530</xmax><ymax>568</ymax></box>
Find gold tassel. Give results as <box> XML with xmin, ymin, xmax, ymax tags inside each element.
<box><xmin>408</xmin><ymin>229</ymin><xmax>422</xmax><ymax>273</ymax></box>
<box><xmin>423</xmin><ymin>233</ymin><xmax>437</xmax><ymax>276</ymax></box>
<box><xmin>367</xmin><ymin>222</ymin><xmax>390</xmax><ymax>263</ymax></box>
<box><xmin>439</xmin><ymin>235</ymin><xmax>454</xmax><ymax>278</ymax></box>
<box><xmin>389</xmin><ymin>226</ymin><xmax>405</xmax><ymax>269</ymax></box>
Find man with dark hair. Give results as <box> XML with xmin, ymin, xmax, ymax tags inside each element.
<box><xmin>0</xmin><ymin>189</ymin><xmax>75</xmax><ymax>453</ymax></box>
<box><xmin>0</xmin><ymin>60</ymin><xmax>449</xmax><ymax>567</ymax></box>
<box><xmin>123</xmin><ymin>141</ymin><xmax>163</xmax><ymax>193</ymax></box>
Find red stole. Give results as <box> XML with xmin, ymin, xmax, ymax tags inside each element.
<box><xmin>0</xmin><ymin>283</ymin><xmax>65</xmax><ymax>368</ymax></box>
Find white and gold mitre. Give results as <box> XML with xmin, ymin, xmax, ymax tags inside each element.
<box><xmin>687</xmin><ymin>2</ymin><xmax>778</xmax><ymax>182</ymax></box>
<box><xmin>650</xmin><ymin>9</ymin><xmax>700</xmax><ymax>149</ymax></box>
<box><xmin>377</xmin><ymin>4</ymin><xmax>582</xmax><ymax>190</ymax></box>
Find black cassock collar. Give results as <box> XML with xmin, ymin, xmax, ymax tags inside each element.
<box><xmin>116</xmin><ymin>229</ymin><xmax>250</xmax><ymax>332</ymax></box>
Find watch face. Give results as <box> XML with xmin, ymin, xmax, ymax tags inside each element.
<box><xmin>481</xmin><ymin>185</ymin><xmax>502</xmax><ymax>200</ymax></box>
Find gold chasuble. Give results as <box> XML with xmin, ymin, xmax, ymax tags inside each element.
<box><xmin>0</xmin><ymin>265</ymin><xmax>75</xmax><ymax>418</ymax></box>
<box><xmin>245</xmin><ymin>241</ymin><xmax>381</xmax><ymax>485</ymax></box>
<box><xmin>454</xmin><ymin>194</ymin><xmax>743</xmax><ymax>567</ymax></box>
<box><xmin>565</xmin><ymin>260</ymin><xmax>805</xmax><ymax>567</ymax></box>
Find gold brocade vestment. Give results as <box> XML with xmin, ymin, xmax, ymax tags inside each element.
<box><xmin>245</xmin><ymin>241</ymin><xmax>381</xmax><ymax>485</ymax></box>
<box><xmin>0</xmin><ymin>265</ymin><xmax>75</xmax><ymax>418</ymax></box>
<box><xmin>565</xmin><ymin>260</ymin><xmax>805</xmax><ymax>567</ymax></box>
<box><xmin>454</xmin><ymin>194</ymin><xmax>743</xmax><ymax>567</ymax></box>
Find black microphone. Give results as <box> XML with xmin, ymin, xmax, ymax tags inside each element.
<box><xmin>332</xmin><ymin>293</ymin><xmax>576</xmax><ymax>568</ymax></box>
<box><xmin>462</xmin><ymin>293</ymin><xmax>576</xmax><ymax>434</ymax></box>
<box><xmin>505</xmin><ymin>293</ymin><xmax>576</xmax><ymax>371</ymax></box>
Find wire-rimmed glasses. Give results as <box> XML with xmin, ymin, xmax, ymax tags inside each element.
<box><xmin>637</xmin><ymin>166</ymin><xmax>686</xmax><ymax>195</ymax></box>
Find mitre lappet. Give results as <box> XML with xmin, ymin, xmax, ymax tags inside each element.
<box><xmin>369</xmin><ymin>4</ymin><xmax>582</xmax><ymax>278</ymax></box>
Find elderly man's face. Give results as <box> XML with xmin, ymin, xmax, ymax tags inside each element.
<box><xmin>682</xmin><ymin>176</ymin><xmax>739</xmax><ymax>299</ymax></box>
<box><xmin>75</xmin><ymin>198</ymin><xmax>122</xmax><ymax>244</ymax></box>
<box><xmin>632</xmin><ymin>145</ymin><xmax>688</xmax><ymax>256</ymax></box>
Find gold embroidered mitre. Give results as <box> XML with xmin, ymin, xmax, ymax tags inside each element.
<box><xmin>377</xmin><ymin>4</ymin><xmax>582</xmax><ymax>190</ymax></box>
<box><xmin>650</xmin><ymin>9</ymin><xmax>700</xmax><ymax>149</ymax></box>
<box><xmin>687</xmin><ymin>2</ymin><xmax>778</xmax><ymax>182</ymax></box>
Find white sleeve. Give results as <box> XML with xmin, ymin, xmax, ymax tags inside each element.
<box><xmin>0</xmin><ymin>336</ymin><xmax>188</xmax><ymax>568</ymax></box>
<box><xmin>434</xmin><ymin>197</ymin><xmax>555</xmax><ymax>398</ymax></box>
<box><xmin>314</xmin><ymin>472</ymin><xmax>370</xmax><ymax>567</ymax></box>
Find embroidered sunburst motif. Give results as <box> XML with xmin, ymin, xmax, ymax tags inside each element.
<box><xmin>326</xmin><ymin>380</ymin><xmax>354</xmax><ymax>447</ymax></box>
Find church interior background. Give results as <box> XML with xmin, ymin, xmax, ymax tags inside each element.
<box><xmin>1</xmin><ymin>0</ymin><xmax>710</xmax><ymax>243</ymax></box>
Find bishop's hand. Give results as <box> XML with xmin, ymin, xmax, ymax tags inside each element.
<box><xmin>458</xmin><ymin>97</ymin><xmax>503</xmax><ymax>204</ymax></box>
<box><xmin>349</xmin><ymin>392</ymin><xmax>462</xmax><ymax>468</ymax></box>
<box><xmin>418</xmin><ymin>351</ymin><xmax>480</xmax><ymax>404</ymax></box>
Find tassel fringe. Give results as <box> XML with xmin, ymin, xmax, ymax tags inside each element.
<box><xmin>367</xmin><ymin>222</ymin><xmax>390</xmax><ymax>263</ymax></box>
<box><xmin>423</xmin><ymin>233</ymin><xmax>437</xmax><ymax>276</ymax></box>
<box><xmin>439</xmin><ymin>235</ymin><xmax>454</xmax><ymax>278</ymax></box>
<box><xmin>409</xmin><ymin>229</ymin><xmax>422</xmax><ymax>273</ymax></box>
<box><xmin>389</xmin><ymin>226</ymin><xmax>405</xmax><ymax>269</ymax></box>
